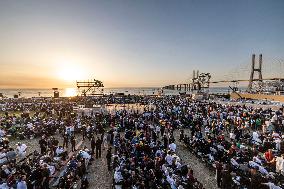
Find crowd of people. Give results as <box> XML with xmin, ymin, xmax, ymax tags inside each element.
<box><xmin>0</xmin><ymin>98</ymin><xmax>105</xmax><ymax>189</ymax></box>
<box><xmin>178</xmin><ymin>100</ymin><xmax>284</xmax><ymax>189</ymax></box>
<box><xmin>109</xmin><ymin>110</ymin><xmax>203</xmax><ymax>189</ymax></box>
<box><xmin>105</xmin><ymin>97</ymin><xmax>284</xmax><ymax>189</ymax></box>
<box><xmin>0</xmin><ymin>95</ymin><xmax>284</xmax><ymax>188</ymax></box>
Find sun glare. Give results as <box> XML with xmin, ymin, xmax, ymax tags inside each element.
<box><xmin>59</xmin><ymin>67</ymin><xmax>83</xmax><ymax>81</ymax></box>
<box><xmin>65</xmin><ymin>88</ymin><xmax>77</xmax><ymax>97</ymax></box>
<box><xmin>56</xmin><ymin>59</ymin><xmax>86</xmax><ymax>81</ymax></box>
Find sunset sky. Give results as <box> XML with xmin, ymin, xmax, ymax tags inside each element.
<box><xmin>0</xmin><ymin>0</ymin><xmax>284</xmax><ymax>88</ymax></box>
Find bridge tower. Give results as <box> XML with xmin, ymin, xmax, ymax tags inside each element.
<box><xmin>248</xmin><ymin>54</ymin><xmax>263</xmax><ymax>91</ymax></box>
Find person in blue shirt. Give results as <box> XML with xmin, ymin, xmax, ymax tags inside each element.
<box><xmin>17</xmin><ymin>175</ymin><xmax>27</xmax><ymax>189</ymax></box>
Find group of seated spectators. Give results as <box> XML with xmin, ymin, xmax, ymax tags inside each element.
<box><xmin>179</xmin><ymin>101</ymin><xmax>284</xmax><ymax>189</ymax></box>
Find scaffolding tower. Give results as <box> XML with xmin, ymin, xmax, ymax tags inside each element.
<box><xmin>76</xmin><ymin>79</ymin><xmax>104</xmax><ymax>96</ymax></box>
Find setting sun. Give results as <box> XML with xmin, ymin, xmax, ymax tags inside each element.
<box><xmin>56</xmin><ymin>59</ymin><xmax>86</xmax><ymax>81</ymax></box>
<box><xmin>59</xmin><ymin>67</ymin><xmax>84</xmax><ymax>81</ymax></box>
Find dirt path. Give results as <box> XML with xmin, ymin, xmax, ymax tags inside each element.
<box><xmin>82</xmin><ymin>139</ymin><xmax>113</xmax><ymax>189</ymax></box>
<box><xmin>174</xmin><ymin>130</ymin><xmax>218</xmax><ymax>189</ymax></box>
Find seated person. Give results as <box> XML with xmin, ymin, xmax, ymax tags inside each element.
<box><xmin>0</xmin><ymin>149</ymin><xmax>7</xmax><ymax>164</ymax></box>
<box><xmin>264</xmin><ymin>149</ymin><xmax>275</xmax><ymax>165</ymax></box>
<box><xmin>55</xmin><ymin>146</ymin><xmax>64</xmax><ymax>157</ymax></box>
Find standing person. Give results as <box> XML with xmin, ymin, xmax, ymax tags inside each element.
<box><xmin>103</xmin><ymin>133</ymin><xmax>108</xmax><ymax>150</ymax></box>
<box><xmin>82</xmin><ymin>124</ymin><xmax>87</xmax><ymax>140</ymax></box>
<box><xmin>71</xmin><ymin>135</ymin><xmax>76</xmax><ymax>152</ymax></box>
<box><xmin>96</xmin><ymin>137</ymin><xmax>102</xmax><ymax>159</ymax></box>
<box><xmin>107</xmin><ymin>131</ymin><xmax>111</xmax><ymax>146</ymax></box>
<box><xmin>91</xmin><ymin>136</ymin><xmax>96</xmax><ymax>155</ymax></box>
<box><xmin>110</xmin><ymin>130</ymin><xmax>114</xmax><ymax>145</ymax></box>
<box><xmin>16</xmin><ymin>143</ymin><xmax>27</xmax><ymax>159</ymax></box>
<box><xmin>63</xmin><ymin>133</ymin><xmax>68</xmax><ymax>149</ymax></box>
<box><xmin>156</xmin><ymin>125</ymin><xmax>161</xmax><ymax>138</ymax></box>
<box><xmin>215</xmin><ymin>160</ymin><xmax>223</xmax><ymax>188</ymax></box>
<box><xmin>221</xmin><ymin>165</ymin><xmax>232</xmax><ymax>189</ymax></box>
<box><xmin>187</xmin><ymin>169</ymin><xmax>195</xmax><ymax>189</ymax></box>
<box><xmin>106</xmin><ymin>147</ymin><xmax>112</xmax><ymax>171</ymax></box>
<box><xmin>163</xmin><ymin>135</ymin><xmax>168</xmax><ymax>150</ymax></box>
<box><xmin>39</xmin><ymin>136</ymin><xmax>47</xmax><ymax>155</ymax></box>
<box><xmin>41</xmin><ymin>164</ymin><xmax>50</xmax><ymax>189</ymax></box>
<box><xmin>161</xmin><ymin>124</ymin><xmax>165</xmax><ymax>136</ymax></box>
<box><xmin>70</xmin><ymin>125</ymin><xmax>75</xmax><ymax>136</ymax></box>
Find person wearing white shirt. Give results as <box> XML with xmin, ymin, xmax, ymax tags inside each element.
<box><xmin>169</xmin><ymin>143</ymin><xmax>177</xmax><ymax>152</ymax></box>
<box><xmin>26</xmin><ymin>122</ymin><xmax>33</xmax><ymax>129</ymax></box>
<box><xmin>55</xmin><ymin>146</ymin><xmax>64</xmax><ymax>156</ymax></box>
<box><xmin>175</xmin><ymin>160</ymin><xmax>182</xmax><ymax>169</ymax></box>
<box><xmin>0</xmin><ymin>150</ymin><xmax>7</xmax><ymax>164</ymax></box>
<box><xmin>249</xmin><ymin>161</ymin><xmax>269</xmax><ymax>175</ymax></box>
<box><xmin>114</xmin><ymin>169</ymin><xmax>123</xmax><ymax>189</ymax></box>
<box><xmin>70</xmin><ymin>125</ymin><xmax>75</xmax><ymax>134</ymax></box>
<box><xmin>166</xmin><ymin>172</ymin><xmax>176</xmax><ymax>189</ymax></box>
<box><xmin>156</xmin><ymin>125</ymin><xmax>161</xmax><ymax>137</ymax></box>
<box><xmin>81</xmin><ymin>150</ymin><xmax>91</xmax><ymax>160</ymax></box>
<box><xmin>272</xmin><ymin>131</ymin><xmax>280</xmax><ymax>139</ymax></box>
<box><xmin>262</xmin><ymin>182</ymin><xmax>282</xmax><ymax>189</ymax></box>
<box><xmin>231</xmin><ymin>157</ymin><xmax>239</xmax><ymax>168</ymax></box>
<box><xmin>204</xmin><ymin>126</ymin><xmax>210</xmax><ymax>135</ymax></box>
<box><xmin>276</xmin><ymin>154</ymin><xmax>284</xmax><ymax>175</ymax></box>
<box><xmin>0</xmin><ymin>183</ymin><xmax>9</xmax><ymax>189</ymax></box>
<box><xmin>165</xmin><ymin>153</ymin><xmax>173</xmax><ymax>165</ymax></box>
<box><xmin>0</xmin><ymin>128</ymin><xmax>5</xmax><ymax>137</ymax></box>
<box><xmin>253</xmin><ymin>155</ymin><xmax>263</xmax><ymax>165</ymax></box>
<box><xmin>17</xmin><ymin>175</ymin><xmax>27</xmax><ymax>189</ymax></box>
<box><xmin>16</xmin><ymin>143</ymin><xmax>27</xmax><ymax>159</ymax></box>
<box><xmin>229</xmin><ymin>132</ymin><xmax>236</xmax><ymax>140</ymax></box>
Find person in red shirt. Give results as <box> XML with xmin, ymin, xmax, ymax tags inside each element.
<box><xmin>264</xmin><ymin>149</ymin><xmax>276</xmax><ymax>170</ymax></box>
<box><xmin>264</xmin><ymin>149</ymin><xmax>274</xmax><ymax>162</ymax></box>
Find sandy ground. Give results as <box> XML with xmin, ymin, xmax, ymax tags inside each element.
<box><xmin>174</xmin><ymin>129</ymin><xmax>217</xmax><ymax>189</ymax></box>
